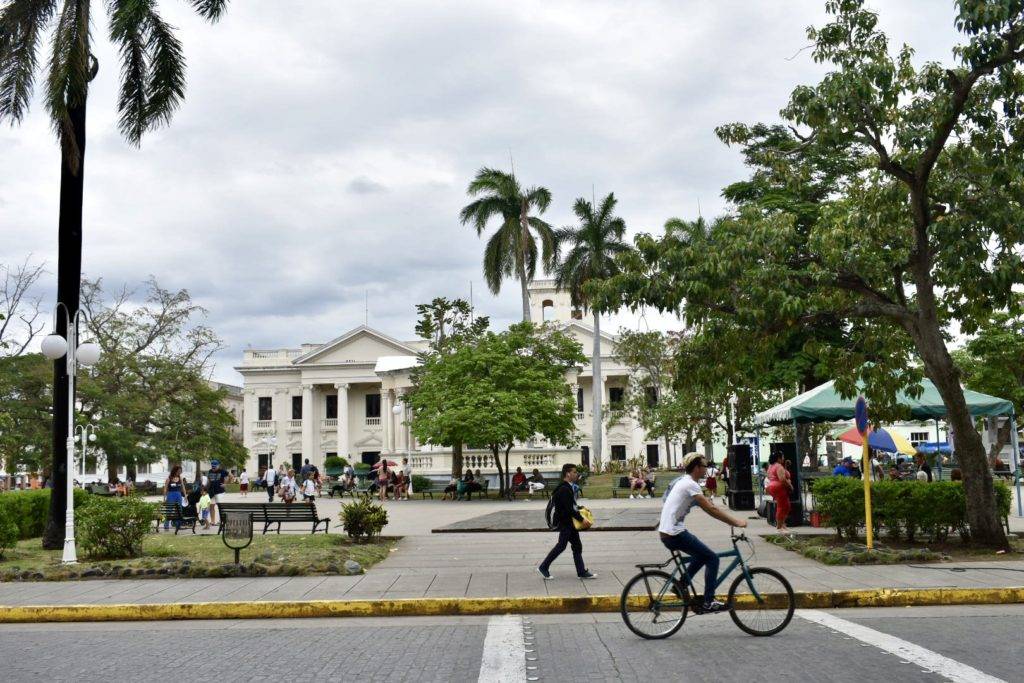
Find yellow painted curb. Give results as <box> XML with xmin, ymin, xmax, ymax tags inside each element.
<box><xmin>1</xmin><ymin>587</ymin><xmax>1022</xmax><ymax>623</ymax></box>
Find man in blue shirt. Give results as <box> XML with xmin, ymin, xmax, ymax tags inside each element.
<box><xmin>832</xmin><ymin>457</ymin><xmax>855</xmax><ymax>477</ymax></box>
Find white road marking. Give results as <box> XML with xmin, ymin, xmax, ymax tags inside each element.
<box><xmin>478</xmin><ymin>614</ymin><xmax>527</xmax><ymax>683</ymax></box>
<box><xmin>798</xmin><ymin>610</ymin><xmax>1005</xmax><ymax>683</ymax></box>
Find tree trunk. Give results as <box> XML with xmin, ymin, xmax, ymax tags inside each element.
<box><xmin>126</xmin><ymin>463</ymin><xmax>137</xmax><ymax>483</ymax></box>
<box><xmin>491</xmin><ymin>445</ymin><xmax>505</xmax><ymax>496</ymax></box>
<box><xmin>518</xmin><ymin>209</ymin><xmax>532</xmax><ymax>323</ymax></box>
<box><xmin>44</xmin><ymin>102</ymin><xmax>87</xmax><ymax>549</ymax></box>
<box><xmin>724</xmin><ymin>403</ymin><xmax>735</xmax><ymax>447</ymax></box>
<box><xmin>503</xmin><ymin>444</ymin><xmax>513</xmax><ymax>494</ymax></box>
<box><xmin>664</xmin><ymin>435</ymin><xmax>672</xmax><ymax>469</ymax></box>
<box><xmin>591</xmin><ymin>310</ymin><xmax>603</xmax><ymax>469</ymax></box>
<box><xmin>452</xmin><ymin>441</ymin><xmax>463</xmax><ymax>478</ymax></box>
<box><xmin>915</xmin><ymin>323</ymin><xmax>1007</xmax><ymax>548</ymax></box>
<box><xmin>106</xmin><ymin>459</ymin><xmax>118</xmax><ymax>483</ymax></box>
<box><xmin>987</xmin><ymin>418</ymin><xmax>1011</xmax><ymax>468</ymax></box>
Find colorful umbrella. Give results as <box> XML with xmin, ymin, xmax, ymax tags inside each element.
<box><xmin>836</xmin><ymin>426</ymin><xmax>917</xmax><ymax>456</ymax></box>
<box><xmin>371</xmin><ymin>460</ymin><xmax>398</xmax><ymax>469</ymax></box>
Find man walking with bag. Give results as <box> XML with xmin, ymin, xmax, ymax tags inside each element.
<box><xmin>538</xmin><ymin>463</ymin><xmax>596</xmax><ymax>580</ymax></box>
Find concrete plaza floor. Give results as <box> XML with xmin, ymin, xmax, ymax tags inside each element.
<box><xmin>0</xmin><ymin>493</ymin><xmax>1022</xmax><ymax>606</ymax></box>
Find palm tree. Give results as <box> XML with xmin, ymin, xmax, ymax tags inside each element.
<box><xmin>554</xmin><ymin>193</ymin><xmax>630</xmax><ymax>469</ymax></box>
<box><xmin>0</xmin><ymin>0</ymin><xmax>228</xmax><ymax>549</ymax></box>
<box><xmin>459</xmin><ymin>167</ymin><xmax>555</xmax><ymax>322</ymax></box>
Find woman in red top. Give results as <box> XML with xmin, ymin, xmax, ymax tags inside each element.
<box><xmin>765</xmin><ymin>453</ymin><xmax>793</xmax><ymax>533</ymax></box>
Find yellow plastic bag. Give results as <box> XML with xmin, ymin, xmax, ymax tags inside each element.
<box><xmin>573</xmin><ymin>506</ymin><xmax>594</xmax><ymax>530</ymax></box>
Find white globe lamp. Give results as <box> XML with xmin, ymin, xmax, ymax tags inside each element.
<box><xmin>41</xmin><ymin>334</ymin><xmax>68</xmax><ymax>360</ymax></box>
<box><xmin>76</xmin><ymin>342</ymin><xmax>102</xmax><ymax>367</ymax></box>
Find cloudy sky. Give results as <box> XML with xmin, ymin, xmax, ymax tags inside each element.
<box><xmin>1</xmin><ymin>1</ymin><xmax>961</xmax><ymax>384</ymax></box>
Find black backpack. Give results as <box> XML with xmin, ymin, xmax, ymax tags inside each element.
<box><xmin>545</xmin><ymin>495</ymin><xmax>557</xmax><ymax>529</ymax></box>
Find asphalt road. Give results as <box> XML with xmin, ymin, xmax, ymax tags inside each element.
<box><xmin>1</xmin><ymin>605</ymin><xmax>1020</xmax><ymax>682</ymax></box>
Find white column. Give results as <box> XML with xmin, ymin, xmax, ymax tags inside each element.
<box><xmin>274</xmin><ymin>388</ymin><xmax>289</xmax><ymax>469</ymax></box>
<box><xmin>395</xmin><ymin>390</ymin><xmax>408</xmax><ymax>453</ymax></box>
<box><xmin>335</xmin><ymin>383</ymin><xmax>349</xmax><ymax>459</ymax></box>
<box><xmin>301</xmin><ymin>384</ymin><xmax>314</xmax><ymax>464</ymax></box>
<box><xmin>382</xmin><ymin>389</ymin><xmax>394</xmax><ymax>454</ymax></box>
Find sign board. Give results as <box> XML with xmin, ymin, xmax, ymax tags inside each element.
<box><xmin>855</xmin><ymin>396</ymin><xmax>868</xmax><ymax>435</ymax></box>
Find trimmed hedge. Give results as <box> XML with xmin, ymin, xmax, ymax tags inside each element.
<box><xmin>814</xmin><ymin>476</ymin><xmax>1012</xmax><ymax>541</ymax></box>
<box><xmin>77</xmin><ymin>495</ymin><xmax>156</xmax><ymax>560</ymax></box>
<box><xmin>0</xmin><ymin>489</ymin><xmax>90</xmax><ymax>540</ymax></box>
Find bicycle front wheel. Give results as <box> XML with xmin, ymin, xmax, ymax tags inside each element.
<box><xmin>620</xmin><ymin>570</ymin><xmax>688</xmax><ymax>639</ymax></box>
<box><xmin>727</xmin><ymin>567</ymin><xmax>795</xmax><ymax>636</ymax></box>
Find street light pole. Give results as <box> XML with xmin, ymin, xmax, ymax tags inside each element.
<box><xmin>75</xmin><ymin>424</ymin><xmax>97</xmax><ymax>480</ymax></box>
<box><xmin>41</xmin><ymin>303</ymin><xmax>101</xmax><ymax>565</ymax></box>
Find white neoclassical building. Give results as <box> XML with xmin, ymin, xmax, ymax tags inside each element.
<box><xmin>236</xmin><ymin>281</ymin><xmax>672</xmax><ymax>480</ymax></box>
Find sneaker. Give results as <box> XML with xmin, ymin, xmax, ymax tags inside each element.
<box><xmin>538</xmin><ymin>567</ymin><xmax>553</xmax><ymax>580</ymax></box>
<box><xmin>578</xmin><ymin>571</ymin><xmax>598</xmax><ymax>580</ymax></box>
<box><xmin>699</xmin><ymin>600</ymin><xmax>728</xmax><ymax>614</ymax></box>
<box><xmin>629</xmin><ymin>494</ymin><xmax>635</xmax><ymax>499</ymax></box>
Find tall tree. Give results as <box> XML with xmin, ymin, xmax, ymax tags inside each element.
<box><xmin>0</xmin><ymin>353</ymin><xmax>53</xmax><ymax>481</ymax></box>
<box><xmin>554</xmin><ymin>193</ymin><xmax>630</xmax><ymax>469</ymax></box>
<box><xmin>0</xmin><ymin>0</ymin><xmax>229</xmax><ymax>549</ymax></box>
<box><xmin>459</xmin><ymin>167</ymin><xmax>555</xmax><ymax>322</ymax></box>
<box><xmin>408</xmin><ymin>322</ymin><xmax>584</xmax><ymax>496</ymax></box>
<box><xmin>0</xmin><ymin>257</ymin><xmax>45</xmax><ymax>356</ymax></box>
<box><xmin>600</xmin><ymin>1</ymin><xmax>1024</xmax><ymax>547</ymax></box>
<box><xmin>410</xmin><ymin>297</ymin><xmax>490</xmax><ymax>477</ymax></box>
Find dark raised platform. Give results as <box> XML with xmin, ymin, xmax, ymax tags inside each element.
<box><xmin>432</xmin><ymin>507</ymin><xmax>660</xmax><ymax>533</ymax></box>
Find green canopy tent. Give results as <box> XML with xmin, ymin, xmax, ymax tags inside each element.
<box><xmin>753</xmin><ymin>380</ymin><xmax>1022</xmax><ymax>515</ymax></box>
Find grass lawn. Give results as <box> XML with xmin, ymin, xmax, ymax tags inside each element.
<box><xmin>0</xmin><ymin>533</ymin><xmax>395</xmax><ymax>581</ymax></box>
<box><xmin>768</xmin><ymin>533</ymin><xmax>1024</xmax><ymax>565</ymax></box>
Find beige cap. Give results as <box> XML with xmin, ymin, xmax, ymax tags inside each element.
<box><xmin>682</xmin><ymin>452</ymin><xmax>704</xmax><ymax>470</ymax></box>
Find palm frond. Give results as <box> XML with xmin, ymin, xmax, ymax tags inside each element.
<box><xmin>46</xmin><ymin>0</ymin><xmax>91</xmax><ymax>169</ymax></box>
<box><xmin>529</xmin><ymin>216</ymin><xmax>558</xmax><ymax>271</ymax></box>
<box><xmin>109</xmin><ymin>0</ymin><xmax>149</xmax><ymax>144</ymax></box>
<box><xmin>467</xmin><ymin>167</ymin><xmax>519</xmax><ymax>198</ymax></box>
<box><xmin>141</xmin><ymin>9</ymin><xmax>185</xmax><ymax>132</ymax></box>
<box><xmin>524</xmin><ymin>185</ymin><xmax>552</xmax><ymax>213</ymax></box>
<box><xmin>0</xmin><ymin>0</ymin><xmax>57</xmax><ymax>123</ymax></box>
<box><xmin>187</xmin><ymin>0</ymin><xmax>229</xmax><ymax>21</ymax></box>
<box><xmin>483</xmin><ymin>222</ymin><xmax>516</xmax><ymax>294</ymax></box>
<box><xmin>522</xmin><ymin>231</ymin><xmax>539</xmax><ymax>281</ymax></box>
<box><xmin>460</xmin><ymin>195</ymin><xmax>514</xmax><ymax>234</ymax></box>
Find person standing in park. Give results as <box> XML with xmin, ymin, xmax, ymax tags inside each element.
<box><xmin>278</xmin><ymin>468</ymin><xmax>298</xmax><ymax>504</ymax></box>
<box><xmin>402</xmin><ymin>457</ymin><xmax>413</xmax><ymax>500</ymax></box>
<box><xmin>162</xmin><ymin>465</ymin><xmax>185</xmax><ymax>531</ymax></box>
<box><xmin>263</xmin><ymin>465</ymin><xmax>277</xmax><ymax>503</ymax></box>
<box><xmin>915</xmin><ymin>452</ymin><xmax>933</xmax><ymax>482</ymax></box>
<box><xmin>239</xmin><ymin>469</ymin><xmax>250</xmax><ymax>497</ymax></box>
<box><xmin>659</xmin><ymin>453</ymin><xmax>747</xmax><ymax>614</ymax></box>
<box><xmin>206</xmin><ymin>460</ymin><xmax>230</xmax><ymax>527</ymax></box>
<box><xmin>538</xmin><ymin>464</ymin><xmax>596</xmax><ymax>580</ymax></box>
<box><xmin>300</xmin><ymin>458</ymin><xmax>313</xmax><ymax>481</ymax></box>
<box><xmin>765</xmin><ymin>452</ymin><xmax>792</xmax><ymax>533</ymax></box>
<box><xmin>377</xmin><ymin>460</ymin><xmax>391</xmax><ymax>502</ymax></box>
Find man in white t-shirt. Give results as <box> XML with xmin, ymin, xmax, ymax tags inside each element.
<box><xmin>659</xmin><ymin>452</ymin><xmax>747</xmax><ymax>614</ymax></box>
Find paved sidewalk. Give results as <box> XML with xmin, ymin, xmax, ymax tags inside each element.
<box><xmin>1</xmin><ymin>497</ymin><xmax>1022</xmax><ymax>607</ymax></box>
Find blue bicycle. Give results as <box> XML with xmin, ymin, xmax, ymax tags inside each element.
<box><xmin>620</xmin><ymin>529</ymin><xmax>795</xmax><ymax>638</ymax></box>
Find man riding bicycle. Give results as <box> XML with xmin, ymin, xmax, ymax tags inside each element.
<box><xmin>659</xmin><ymin>452</ymin><xmax>747</xmax><ymax>614</ymax></box>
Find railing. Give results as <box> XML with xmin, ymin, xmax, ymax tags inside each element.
<box><xmin>410</xmin><ymin>456</ymin><xmax>433</xmax><ymax>469</ymax></box>
<box><xmin>245</xmin><ymin>349</ymin><xmax>302</xmax><ymax>361</ymax></box>
<box><xmin>464</xmin><ymin>454</ymin><xmax>494</xmax><ymax>470</ymax></box>
<box><xmin>322</xmin><ymin>418</ymin><xmax>338</xmax><ymax>429</ymax></box>
<box><xmin>365</xmin><ymin>417</ymin><xmax>381</xmax><ymax>427</ymax></box>
<box><xmin>575</xmin><ymin>412</ymin><xmax>585</xmax><ymax>421</ymax></box>
<box><xmin>253</xmin><ymin>420</ymin><xmax>274</xmax><ymax>431</ymax></box>
<box><xmin>287</xmin><ymin>420</ymin><xmax>302</xmax><ymax>430</ymax></box>
<box><xmin>523</xmin><ymin>453</ymin><xmax>555</xmax><ymax>467</ymax></box>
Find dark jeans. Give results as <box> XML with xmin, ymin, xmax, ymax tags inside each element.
<box><xmin>661</xmin><ymin>530</ymin><xmax>719</xmax><ymax>605</ymax></box>
<box><xmin>267</xmin><ymin>485</ymin><xmax>275</xmax><ymax>502</ymax></box>
<box><xmin>540</xmin><ymin>526</ymin><xmax>586</xmax><ymax>576</ymax></box>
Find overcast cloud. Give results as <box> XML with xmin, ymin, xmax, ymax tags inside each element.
<box><xmin>0</xmin><ymin>1</ymin><xmax>961</xmax><ymax>384</ymax></box>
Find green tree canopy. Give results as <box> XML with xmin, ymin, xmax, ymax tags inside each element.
<box><xmin>408</xmin><ymin>322</ymin><xmax>585</xmax><ymax>495</ymax></box>
<box><xmin>597</xmin><ymin>0</ymin><xmax>1024</xmax><ymax>547</ymax></box>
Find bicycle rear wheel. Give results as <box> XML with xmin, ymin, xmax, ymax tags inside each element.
<box><xmin>727</xmin><ymin>567</ymin><xmax>795</xmax><ymax>636</ymax></box>
<box><xmin>620</xmin><ymin>570</ymin><xmax>688</xmax><ymax>639</ymax></box>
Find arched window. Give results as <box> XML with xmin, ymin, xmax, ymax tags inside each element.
<box><xmin>541</xmin><ymin>299</ymin><xmax>555</xmax><ymax>321</ymax></box>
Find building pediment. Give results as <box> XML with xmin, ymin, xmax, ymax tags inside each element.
<box><xmin>355</xmin><ymin>433</ymin><xmax>383</xmax><ymax>448</ymax></box>
<box><xmin>562</xmin><ymin>321</ymin><xmax>618</xmax><ymax>353</ymax></box>
<box><xmin>292</xmin><ymin>326</ymin><xmax>419</xmax><ymax>366</ymax></box>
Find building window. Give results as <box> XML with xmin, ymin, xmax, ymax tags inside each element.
<box><xmin>646</xmin><ymin>444</ymin><xmax>659</xmax><ymax>467</ymax></box>
<box><xmin>645</xmin><ymin>386</ymin><xmax>658</xmax><ymax>408</ymax></box>
<box><xmin>910</xmin><ymin>431</ymin><xmax>930</xmax><ymax>445</ymax></box>
<box><xmin>609</xmin><ymin>387</ymin><xmax>625</xmax><ymax>410</ymax></box>
<box><xmin>137</xmin><ymin>462</ymin><xmax>151</xmax><ymax>475</ymax></box>
<box><xmin>326</xmin><ymin>394</ymin><xmax>338</xmax><ymax>419</ymax></box>
<box><xmin>366</xmin><ymin>393</ymin><xmax>381</xmax><ymax>418</ymax></box>
<box><xmin>576</xmin><ymin>387</ymin><xmax>584</xmax><ymax>412</ymax></box>
<box><xmin>541</xmin><ymin>299</ymin><xmax>554</xmax><ymax>321</ymax></box>
<box><xmin>611</xmin><ymin>445</ymin><xmax>627</xmax><ymax>461</ymax></box>
<box><xmin>258</xmin><ymin>396</ymin><xmax>272</xmax><ymax>421</ymax></box>
<box><xmin>292</xmin><ymin>395</ymin><xmax>302</xmax><ymax>420</ymax></box>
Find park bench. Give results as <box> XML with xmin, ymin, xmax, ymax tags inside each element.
<box><xmin>612</xmin><ymin>475</ymin><xmax>656</xmax><ymax>498</ymax></box>
<box><xmin>465</xmin><ymin>480</ymin><xmax>490</xmax><ymax>500</ymax></box>
<box><xmin>418</xmin><ymin>480</ymin><xmax>451</xmax><ymax>499</ymax></box>
<box><xmin>87</xmin><ymin>483</ymin><xmax>115</xmax><ymax>497</ymax></box>
<box><xmin>219</xmin><ymin>501</ymin><xmax>331</xmax><ymax>534</ymax></box>
<box><xmin>154</xmin><ymin>502</ymin><xmax>197</xmax><ymax>535</ymax></box>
